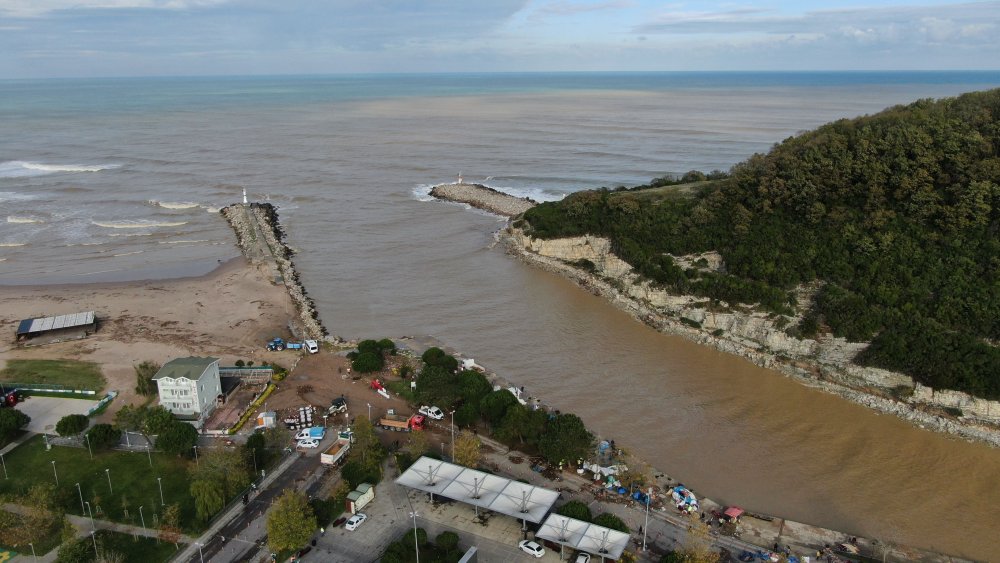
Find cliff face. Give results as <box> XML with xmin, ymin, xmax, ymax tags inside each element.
<box><xmin>503</xmin><ymin>228</ymin><xmax>1000</xmax><ymax>445</ymax></box>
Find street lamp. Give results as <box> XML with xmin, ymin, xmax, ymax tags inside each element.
<box><xmin>146</xmin><ymin>445</ymin><xmax>152</xmax><ymax>467</ymax></box>
<box><xmin>449</xmin><ymin>410</ymin><xmax>455</xmax><ymax>461</ymax></box>
<box><xmin>28</xmin><ymin>542</ymin><xmax>36</xmax><ymax>561</ymax></box>
<box><xmin>85</xmin><ymin>434</ymin><xmax>93</xmax><ymax>460</ymax></box>
<box><xmin>105</xmin><ymin>468</ymin><xmax>112</xmax><ymax>494</ymax></box>
<box><xmin>75</xmin><ymin>483</ymin><xmax>85</xmax><ymax>515</ymax></box>
<box><xmin>196</xmin><ymin>542</ymin><xmax>205</xmax><ymax>563</ymax></box>
<box><xmin>193</xmin><ymin>445</ymin><xmax>199</xmax><ymax>466</ymax></box>
<box><xmin>409</xmin><ymin>510</ymin><xmax>420</xmax><ymax>563</ymax></box>
<box><xmin>1</xmin><ymin>452</ymin><xmax>7</xmax><ymax>479</ymax></box>
<box><xmin>90</xmin><ymin>531</ymin><xmax>98</xmax><ymax>557</ymax></box>
<box><xmin>139</xmin><ymin>506</ymin><xmax>146</xmax><ymax>531</ymax></box>
<box><xmin>157</xmin><ymin>477</ymin><xmax>164</xmax><ymax>506</ymax></box>
<box><xmin>367</xmin><ymin>402</ymin><xmax>371</xmax><ymax>420</ymax></box>
<box><xmin>642</xmin><ymin>487</ymin><xmax>651</xmax><ymax>551</ymax></box>
<box><xmin>84</xmin><ymin>501</ymin><xmax>95</xmax><ymax>529</ymax></box>
<box><xmin>51</xmin><ymin>461</ymin><xmax>58</xmax><ymax>486</ymax></box>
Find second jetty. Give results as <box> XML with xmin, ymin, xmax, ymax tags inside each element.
<box><xmin>430</xmin><ymin>182</ymin><xmax>537</xmax><ymax>217</ymax></box>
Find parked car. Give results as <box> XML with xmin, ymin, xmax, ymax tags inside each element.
<box><xmin>297</xmin><ymin>439</ymin><xmax>320</xmax><ymax>449</ymax></box>
<box><xmin>345</xmin><ymin>513</ymin><xmax>368</xmax><ymax>531</ymax></box>
<box><xmin>418</xmin><ymin>405</ymin><xmax>445</xmax><ymax>420</ymax></box>
<box><xmin>304</xmin><ymin>339</ymin><xmax>319</xmax><ymax>354</ymax></box>
<box><xmin>518</xmin><ymin>540</ymin><xmax>545</xmax><ymax>558</ymax></box>
<box><xmin>575</xmin><ymin>553</ymin><xmax>592</xmax><ymax>563</ymax></box>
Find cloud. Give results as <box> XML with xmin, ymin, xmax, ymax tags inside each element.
<box><xmin>0</xmin><ymin>0</ymin><xmax>230</xmax><ymax>17</ymax></box>
<box><xmin>535</xmin><ymin>0</ymin><xmax>633</xmax><ymax>16</ymax></box>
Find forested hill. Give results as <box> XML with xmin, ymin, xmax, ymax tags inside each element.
<box><xmin>521</xmin><ymin>89</ymin><xmax>1000</xmax><ymax>400</ymax></box>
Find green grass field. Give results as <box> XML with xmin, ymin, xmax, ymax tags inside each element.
<box><xmin>0</xmin><ymin>359</ymin><xmax>107</xmax><ymax>392</ymax></box>
<box><xmin>94</xmin><ymin>529</ymin><xmax>180</xmax><ymax>562</ymax></box>
<box><xmin>0</xmin><ymin>435</ymin><xmax>201</xmax><ymax>533</ymax></box>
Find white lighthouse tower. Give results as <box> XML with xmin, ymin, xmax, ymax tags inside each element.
<box><xmin>242</xmin><ymin>187</ymin><xmax>248</xmax><ymax>204</ymax></box>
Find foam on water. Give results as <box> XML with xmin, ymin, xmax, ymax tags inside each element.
<box><xmin>158</xmin><ymin>239</ymin><xmax>210</xmax><ymax>244</ymax></box>
<box><xmin>113</xmin><ymin>250</ymin><xmax>145</xmax><ymax>257</ymax></box>
<box><xmin>411</xmin><ymin>184</ymin><xmax>436</xmax><ymax>202</ymax></box>
<box><xmin>149</xmin><ymin>200</ymin><xmax>200</xmax><ymax>210</ymax></box>
<box><xmin>0</xmin><ymin>160</ymin><xmax>121</xmax><ymax>178</ymax></box>
<box><xmin>6</xmin><ymin>216</ymin><xmax>43</xmax><ymax>224</ymax></box>
<box><xmin>0</xmin><ymin>191</ymin><xmax>38</xmax><ymax>202</ymax></box>
<box><xmin>0</xmin><ymin>243</ymin><xmax>26</xmax><ymax>247</ymax></box>
<box><xmin>93</xmin><ymin>220</ymin><xmax>188</xmax><ymax>229</ymax></box>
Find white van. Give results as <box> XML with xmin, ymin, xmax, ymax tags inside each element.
<box><xmin>304</xmin><ymin>339</ymin><xmax>319</xmax><ymax>354</ymax></box>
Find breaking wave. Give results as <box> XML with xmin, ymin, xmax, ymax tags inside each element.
<box><xmin>0</xmin><ymin>160</ymin><xmax>121</xmax><ymax>178</ymax></box>
<box><xmin>113</xmin><ymin>250</ymin><xmax>145</xmax><ymax>257</ymax></box>
<box><xmin>0</xmin><ymin>242</ymin><xmax>26</xmax><ymax>247</ymax></box>
<box><xmin>158</xmin><ymin>239</ymin><xmax>210</xmax><ymax>244</ymax></box>
<box><xmin>149</xmin><ymin>200</ymin><xmax>200</xmax><ymax>210</ymax></box>
<box><xmin>93</xmin><ymin>220</ymin><xmax>188</xmax><ymax>229</ymax></box>
<box><xmin>411</xmin><ymin>184</ymin><xmax>436</xmax><ymax>202</ymax></box>
<box><xmin>7</xmin><ymin>216</ymin><xmax>43</xmax><ymax>224</ymax></box>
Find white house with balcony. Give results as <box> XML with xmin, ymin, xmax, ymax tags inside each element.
<box><xmin>153</xmin><ymin>356</ymin><xmax>221</xmax><ymax>423</ymax></box>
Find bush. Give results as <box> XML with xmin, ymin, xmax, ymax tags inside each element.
<box><xmin>421</xmin><ymin>347</ymin><xmax>458</xmax><ymax>372</ymax></box>
<box><xmin>56</xmin><ymin>414</ymin><xmax>90</xmax><ymax>436</ymax></box>
<box><xmin>593</xmin><ymin>512</ymin><xmax>629</xmax><ymax>533</ymax></box>
<box><xmin>352</xmin><ymin>352</ymin><xmax>385</xmax><ymax>373</ymax></box>
<box><xmin>157</xmin><ymin>421</ymin><xmax>198</xmax><ymax>456</ymax></box>
<box><xmin>0</xmin><ymin>408</ymin><xmax>30</xmax><ymax>442</ymax></box>
<box><xmin>342</xmin><ymin>460</ymin><xmax>381</xmax><ymax>489</ymax></box>
<box><xmin>555</xmin><ymin>500</ymin><xmax>592</xmax><ymax>522</ymax></box>
<box><xmin>86</xmin><ymin>423</ymin><xmax>121</xmax><ymax>449</ymax></box>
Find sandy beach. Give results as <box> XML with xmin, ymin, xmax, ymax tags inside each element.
<box><xmin>0</xmin><ymin>257</ymin><xmax>297</xmax><ymax>414</ymax></box>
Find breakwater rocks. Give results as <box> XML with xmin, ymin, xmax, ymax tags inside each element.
<box><xmin>499</xmin><ymin>227</ymin><xmax>1000</xmax><ymax>447</ymax></box>
<box><xmin>430</xmin><ymin>182</ymin><xmax>536</xmax><ymax>217</ymax></box>
<box><xmin>221</xmin><ymin>202</ymin><xmax>328</xmax><ymax>341</ymax></box>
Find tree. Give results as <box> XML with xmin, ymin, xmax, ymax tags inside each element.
<box><xmin>86</xmin><ymin>424</ymin><xmax>121</xmax><ymax>449</ymax></box>
<box><xmin>352</xmin><ymin>352</ymin><xmax>384</xmax><ymax>373</ymax></box>
<box><xmin>347</xmin><ymin>416</ymin><xmax>385</xmax><ymax>474</ymax></box>
<box><xmin>133</xmin><ymin>360</ymin><xmax>160</xmax><ymax>396</ymax></box>
<box><xmin>538</xmin><ymin>413</ymin><xmax>593</xmax><ymax>465</ymax></box>
<box><xmin>159</xmin><ymin>503</ymin><xmax>183</xmax><ymax>548</ymax></box>
<box><xmin>479</xmin><ymin>390</ymin><xmax>517</xmax><ymax>427</ymax></box>
<box><xmin>453</xmin><ymin>430</ymin><xmax>481</xmax><ymax>469</ymax></box>
<box><xmin>55</xmin><ymin>413</ymin><xmax>89</xmax><ymax>436</ymax></box>
<box><xmin>0</xmin><ymin>484</ymin><xmax>64</xmax><ymax>548</ymax></box>
<box><xmin>190</xmin><ymin>448</ymin><xmax>252</xmax><ymax>499</ymax></box>
<box><xmin>267</xmin><ymin>489</ymin><xmax>316</xmax><ymax>553</ymax></box>
<box><xmin>555</xmin><ymin>500</ymin><xmax>592</xmax><ymax>522</ymax></box>
<box><xmin>421</xmin><ymin>347</ymin><xmax>458</xmax><ymax>372</ymax></box>
<box><xmin>407</xmin><ymin>428</ymin><xmax>428</xmax><ymax>457</ymax></box>
<box><xmin>0</xmin><ymin>408</ymin><xmax>30</xmax><ymax>442</ymax></box>
<box><xmin>675</xmin><ymin>523</ymin><xmax>721</xmax><ymax>563</ymax></box>
<box><xmin>156</xmin><ymin>421</ymin><xmax>198</xmax><ymax>456</ymax></box>
<box><xmin>436</xmin><ymin>530</ymin><xmax>460</xmax><ymax>552</ymax></box>
<box><xmin>458</xmin><ymin>370</ymin><xmax>492</xmax><ymax>403</ymax></box>
<box><xmin>341</xmin><ymin>460</ymin><xmax>381</xmax><ymax>489</ymax></box>
<box><xmin>495</xmin><ymin>404</ymin><xmax>546</xmax><ymax>446</ymax></box>
<box><xmin>113</xmin><ymin>404</ymin><xmax>174</xmax><ymax>442</ymax></box>
<box><xmin>55</xmin><ymin>537</ymin><xmax>95</xmax><ymax>563</ymax></box>
<box><xmin>191</xmin><ymin>479</ymin><xmax>225</xmax><ymax>522</ymax></box>
<box><xmin>415</xmin><ymin>365</ymin><xmax>462</xmax><ymax>408</ymax></box>
<box><xmin>593</xmin><ymin>512</ymin><xmax>629</xmax><ymax>533</ymax></box>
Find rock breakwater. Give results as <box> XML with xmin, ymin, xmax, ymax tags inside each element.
<box><xmin>430</xmin><ymin>182</ymin><xmax>536</xmax><ymax>217</ymax></box>
<box><xmin>221</xmin><ymin>202</ymin><xmax>329</xmax><ymax>341</ymax></box>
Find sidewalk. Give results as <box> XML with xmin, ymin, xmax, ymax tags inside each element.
<box><xmin>171</xmin><ymin>452</ymin><xmax>301</xmax><ymax>563</ymax></box>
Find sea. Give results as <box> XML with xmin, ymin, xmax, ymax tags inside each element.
<box><xmin>3</xmin><ymin>72</ymin><xmax>1000</xmax><ymax>559</ymax></box>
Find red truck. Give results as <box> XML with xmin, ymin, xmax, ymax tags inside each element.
<box><xmin>1</xmin><ymin>389</ymin><xmax>19</xmax><ymax>408</ymax></box>
<box><xmin>378</xmin><ymin>412</ymin><xmax>424</xmax><ymax>432</ymax></box>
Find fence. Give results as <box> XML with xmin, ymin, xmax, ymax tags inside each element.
<box><xmin>1</xmin><ymin>382</ymin><xmax>98</xmax><ymax>396</ymax></box>
<box><xmin>219</xmin><ymin>367</ymin><xmax>273</xmax><ymax>385</ymax></box>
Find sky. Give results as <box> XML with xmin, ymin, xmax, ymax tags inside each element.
<box><xmin>0</xmin><ymin>0</ymin><xmax>998</xmax><ymax>78</ymax></box>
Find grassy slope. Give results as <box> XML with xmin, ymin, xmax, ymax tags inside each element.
<box><xmin>0</xmin><ymin>359</ymin><xmax>107</xmax><ymax>392</ymax></box>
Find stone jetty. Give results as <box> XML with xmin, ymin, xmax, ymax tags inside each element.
<box><xmin>221</xmin><ymin>202</ymin><xmax>328</xmax><ymax>341</ymax></box>
<box><xmin>430</xmin><ymin>182</ymin><xmax>536</xmax><ymax>217</ymax></box>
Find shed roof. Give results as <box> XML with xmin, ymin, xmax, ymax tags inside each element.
<box><xmin>17</xmin><ymin>311</ymin><xmax>95</xmax><ymax>336</ymax></box>
<box><xmin>152</xmin><ymin>357</ymin><xmax>219</xmax><ymax>381</ymax></box>
<box><xmin>535</xmin><ymin>514</ymin><xmax>630</xmax><ymax>560</ymax></box>
<box><xmin>396</xmin><ymin>456</ymin><xmax>558</xmax><ymax>524</ymax></box>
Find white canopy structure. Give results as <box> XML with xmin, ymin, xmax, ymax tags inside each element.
<box><xmin>396</xmin><ymin>456</ymin><xmax>560</xmax><ymax>524</ymax></box>
<box><xmin>535</xmin><ymin>514</ymin><xmax>630</xmax><ymax>561</ymax></box>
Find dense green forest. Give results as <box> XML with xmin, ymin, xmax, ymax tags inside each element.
<box><xmin>520</xmin><ymin>89</ymin><xmax>1000</xmax><ymax>400</ymax></box>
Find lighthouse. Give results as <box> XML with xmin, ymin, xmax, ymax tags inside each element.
<box><xmin>242</xmin><ymin>187</ymin><xmax>248</xmax><ymax>204</ymax></box>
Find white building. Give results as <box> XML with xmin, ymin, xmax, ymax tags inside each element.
<box><xmin>153</xmin><ymin>357</ymin><xmax>221</xmax><ymax>422</ymax></box>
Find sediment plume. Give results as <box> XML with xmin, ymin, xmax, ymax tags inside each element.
<box><xmin>430</xmin><ymin>182</ymin><xmax>536</xmax><ymax>217</ymax></box>
<box><xmin>220</xmin><ymin>202</ymin><xmax>329</xmax><ymax>341</ymax></box>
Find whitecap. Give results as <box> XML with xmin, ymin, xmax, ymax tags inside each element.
<box><xmin>113</xmin><ymin>250</ymin><xmax>145</xmax><ymax>257</ymax></box>
<box><xmin>411</xmin><ymin>184</ymin><xmax>436</xmax><ymax>202</ymax></box>
<box><xmin>203</xmin><ymin>207</ymin><xmax>222</xmax><ymax>214</ymax></box>
<box><xmin>0</xmin><ymin>242</ymin><xmax>26</xmax><ymax>247</ymax></box>
<box><xmin>158</xmin><ymin>239</ymin><xmax>210</xmax><ymax>245</ymax></box>
<box><xmin>6</xmin><ymin>216</ymin><xmax>43</xmax><ymax>224</ymax></box>
<box><xmin>93</xmin><ymin>220</ymin><xmax>187</xmax><ymax>229</ymax></box>
<box><xmin>0</xmin><ymin>160</ymin><xmax>121</xmax><ymax>178</ymax></box>
<box><xmin>149</xmin><ymin>200</ymin><xmax>200</xmax><ymax>210</ymax></box>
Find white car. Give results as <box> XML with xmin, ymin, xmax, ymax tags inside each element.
<box><xmin>304</xmin><ymin>339</ymin><xmax>319</xmax><ymax>354</ymax></box>
<box><xmin>296</xmin><ymin>439</ymin><xmax>320</xmax><ymax>449</ymax></box>
<box><xmin>518</xmin><ymin>540</ymin><xmax>545</xmax><ymax>558</ymax></box>
<box><xmin>344</xmin><ymin>513</ymin><xmax>367</xmax><ymax>531</ymax></box>
<box><xmin>418</xmin><ymin>405</ymin><xmax>445</xmax><ymax>420</ymax></box>
<box><xmin>575</xmin><ymin>553</ymin><xmax>591</xmax><ymax>563</ymax></box>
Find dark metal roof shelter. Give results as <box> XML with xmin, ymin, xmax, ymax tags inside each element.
<box><xmin>16</xmin><ymin>311</ymin><xmax>96</xmax><ymax>338</ymax></box>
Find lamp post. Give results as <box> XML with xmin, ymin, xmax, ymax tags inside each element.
<box><xmin>367</xmin><ymin>403</ymin><xmax>371</xmax><ymax>420</ymax></box>
<box><xmin>75</xmin><ymin>482</ymin><xmax>85</xmax><ymax>515</ymax></box>
<box><xmin>449</xmin><ymin>410</ymin><xmax>455</xmax><ymax>461</ymax></box>
<box><xmin>409</xmin><ymin>510</ymin><xmax>420</xmax><ymax>563</ymax></box>
<box><xmin>642</xmin><ymin>487</ymin><xmax>651</xmax><ymax>551</ymax></box>
<box><xmin>139</xmin><ymin>506</ymin><xmax>146</xmax><ymax>532</ymax></box>
<box><xmin>90</xmin><ymin>531</ymin><xmax>98</xmax><ymax>557</ymax></box>
<box><xmin>2</xmin><ymin>452</ymin><xmax>8</xmax><ymax>479</ymax></box>
<box><xmin>196</xmin><ymin>542</ymin><xmax>205</xmax><ymax>563</ymax></box>
<box><xmin>28</xmin><ymin>542</ymin><xmax>36</xmax><ymax>561</ymax></box>
<box><xmin>105</xmin><ymin>468</ymin><xmax>112</xmax><ymax>494</ymax></box>
<box><xmin>146</xmin><ymin>444</ymin><xmax>152</xmax><ymax>467</ymax></box>
<box><xmin>84</xmin><ymin>501</ymin><xmax>95</xmax><ymax>529</ymax></box>
<box><xmin>157</xmin><ymin>477</ymin><xmax>164</xmax><ymax>506</ymax></box>
<box><xmin>85</xmin><ymin>434</ymin><xmax>93</xmax><ymax>460</ymax></box>
<box><xmin>51</xmin><ymin>460</ymin><xmax>58</xmax><ymax>486</ymax></box>
<box><xmin>193</xmin><ymin>445</ymin><xmax>199</xmax><ymax>466</ymax></box>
